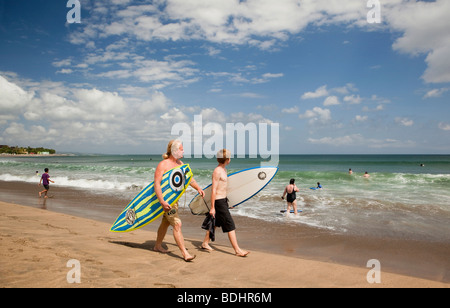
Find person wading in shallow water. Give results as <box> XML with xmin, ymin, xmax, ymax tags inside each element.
<box><xmin>282</xmin><ymin>178</ymin><xmax>299</xmax><ymax>216</ymax></box>
<box><xmin>153</xmin><ymin>139</ymin><xmax>205</xmax><ymax>262</ymax></box>
<box><xmin>38</xmin><ymin>168</ymin><xmax>54</xmax><ymax>198</ymax></box>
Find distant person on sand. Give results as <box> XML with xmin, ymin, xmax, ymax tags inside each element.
<box><xmin>201</xmin><ymin>149</ymin><xmax>249</xmax><ymax>257</ymax></box>
<box><xmin>364</xmin><ymin>171</ymin><xmax>370</xmax><ymax>178</ymax></box>
<box><xmin>38</xmin><ymin>168</ymin><xmax>54</xmax><ymax>198</ymax></box>
<box><xmin>282</xmin><ymin>178</ymin><xmax>300</xmax><ymax>215</ymax></box>
<box><xmin>153</xmin><ymin>139</ymin><xmax>205</xmax><ymax>262</ymax></box>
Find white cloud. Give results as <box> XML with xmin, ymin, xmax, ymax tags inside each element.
<box><xmin>395</xmin><ymin>117</ymin><xmax>414</xmax><ymax>127</ymax></box>
<box><xmin>0</xmin><ymin>76</ymin><xmax>34</xmax><ymax>116</ymax></box>
<box><xmin>438</xmin><ymin>122</ymin><xmax>450</xmax><ymax>131</ymax></box>
<box><xmin>344</xmin><ymin>94</ymin><xmax>362</xmax><ymax>105</ymax></box>
<box><xmin>301</xmin><ymin>85</ymin><xmax>328</xmax><ymax>100</ymax></box>
<box><xmin>229</xmin><ymin>112</ymin><xmax>273</xmax><ymax>124</ymax></box>
<box><xmin>139</xmin><ymin>91</ymin><xmax>171</xmax><ymax>115</ymax></box>
<box><xmin>262</xmin><ymin>73</ymin><xmax>284</xmax><ymax>79</ymax></box>
<box><xmin>423</xmin><ymin>88</ymin><xmax>449</xmax><ymax>99</ymax></box>
<box><xmin>66</xmin><ymin>0</ymin><xmax>450</xmax><ymax>85</ymax></box>
<box><xmin>385</xmin><ymin>0</ymin><xmax>450</xmax><ymax>83</ymax></box>
<box><xmin>308</xmin><ymin>134</ymin><xmax>364</xmax><ymax>146</ymax></box>
<box><xmin>281</xmin><ymin>106</ymin><xmax>299</xmax><ymax>114</ymax></box>
<box><xmin>70</xmin><ymin>0</ymin><xmax>371</xmax><ymax>50</ymax></box>
<box><xmin>299</xmin><ymin>107</ymin><xmax>331</xmax><ymax>124</ymax></box>
<box><xmin>56</xmin><ymin>69</ymin><xmax>74</xmax><ymax>74</ymax></box>
<box><xmin>308</xmin><ymin>134</ymin><xmax>416</xmax><ymax>149</ymax></box>
<box><xmin>355</xmin><ymin>115</ymin><xmax>368</xmax><ymax>122</ymax></box>
<box><xmin>238</xmin><ymin>92</ymin><xmax>266</xmax><ymax>99</ymax></box>
<box><xmin>200</xmin><ymin>108</ymin><xmax>227</xmax><ymax>124</ymax></box>
<box><xmin>362</xmin><ymin>104</ymin><xmax>384</xmax><ymax>112</ymax></box>
<box><xmin>323</xmin><ymin>96</ymin><xmax>340</xmax><ymax>106</ymax></box>
<box><xmin>73</xmin><ymin>88</ymin><xmax>127</xmax><ymax>115</ymax></box>
<box><xmin>160</xmin><ymin>107</ymin><xmax>188</xmax><ymax>122</ymax></box>
<box><xmin>0</xmin><ymin>74</ymin><xmax>186</xmax><ymax>149</ymax></box>
<box><xmin>3</xmin><ymin>122</ymin><xmax>58</xmax><ymax>145</ymax></box>
<box><xmin>332</xmin><ymin>83</ymin><xmax>358</xmax><ymax>95</ymax></box>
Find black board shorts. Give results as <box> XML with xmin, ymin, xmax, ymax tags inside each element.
<box><xmin>214</xmin><ymin>198</ymin><xmax>236</xmax><ymax>233</ymax></box>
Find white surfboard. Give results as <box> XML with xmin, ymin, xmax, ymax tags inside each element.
<box><xmin>189</xmin><ymin>166</ymin><xmax>278</xmax><ymax>215</ymax></box>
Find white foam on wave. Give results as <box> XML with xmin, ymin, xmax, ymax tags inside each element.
<box><xmin>0</xmin><ymin>173</ymin><xmax>143</xmax><ymax>192</ymax></box>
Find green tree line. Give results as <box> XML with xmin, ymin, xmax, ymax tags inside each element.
<box><xmin>0</xmin><ymin>145</ymin><xmax>56</xmax><ymax>155</ymax></box>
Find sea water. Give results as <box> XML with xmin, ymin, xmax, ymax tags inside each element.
<box><xmin>1</xmin><ymin>154</ymin><xmax>449</xmax><ymax>242</ymax></box>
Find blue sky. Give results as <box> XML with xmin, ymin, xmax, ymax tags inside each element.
<box><xmin>1</xmin><ymin>0</ymin><xmax>449</xmax><ymax>155</ymax></box>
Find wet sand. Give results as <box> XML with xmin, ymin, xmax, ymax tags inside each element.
<box><xmin>0</xmin><ymin>181</ymin><xmax>449</xmax><ymax>287</ymax></box>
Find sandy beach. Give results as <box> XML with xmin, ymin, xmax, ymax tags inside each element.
<box><xmin>0</xmin><ymin>181</ymin><xmax>449</xmax><ymax>288</ymax></box>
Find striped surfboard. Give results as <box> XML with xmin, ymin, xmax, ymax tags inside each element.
<box><xmin>110</xmin><ymin>164</ymin><xmax>193</xmax><ymax>232</ymax></box>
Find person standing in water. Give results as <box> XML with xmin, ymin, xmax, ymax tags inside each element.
<box><xmin>38</xmin><ymin>168</ymin><xmax>54</xmax><ymax>198</ymax></box>
<box><xmin>153</xmin><ymin>139</ymin><xmax>204</xmax><ymax>262</ymax></box>
<box><xmin>201</xmin><ymin>149</ymin><xmax>249</xmax><ymax>257</ymax></box>
<box><xmin>282</xmin><ymin>178</ymin><xmax>300</xmax><ymax>215</ymax></box>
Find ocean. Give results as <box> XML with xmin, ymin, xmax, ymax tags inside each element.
<box><xmin>1</xmin><ymin>154</ymin><xmax>449</xmax><ymax>243</ymax></box>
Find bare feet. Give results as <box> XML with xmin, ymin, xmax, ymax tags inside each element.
<box><xmin>184</xmin><ymin>254</ymin><xmax>196</xmax><ymax>262</ymax></box>
<box><xmin>235</xmin><ymin>250</ymin><xmax>250</xmax><ymax>257</ymax></box>
<box><xmin>201</xmin><ymin>243</ymin><xmax>214</xmax><ymax>252</ymax></box>
<box><xmin>153</xmin><ymin>245</ymin><xmax>169</xmax><ymax>253</ymax></box>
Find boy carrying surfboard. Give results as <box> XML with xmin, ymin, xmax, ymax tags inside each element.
<box><xmin>201</xmin><ymin>149</ymin><xmax>249</xmax><ymax>257</ymax></box>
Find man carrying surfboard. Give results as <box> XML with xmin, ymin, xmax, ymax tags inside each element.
<box><xmin>201</xmin><ymin>149</ymin><xmax>249</xmax><ymax>257</ymax></box>
<box><xmin>154</xmin><ymin>140</ymin><xmax>205</xmax><ymax>262</ymax></box>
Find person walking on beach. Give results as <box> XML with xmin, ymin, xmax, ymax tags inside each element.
<box><xmin>38</xmin><ymin>168</ymin><xmax>54</xmax><ymax>198</ymax></box>
<box><xmin>282</xmin><ymin>178</ymin><xmax>299</xmax><ymax>215</ymax></box>
<box><xmin>153</xmin><ymin>139</ymin><xmax>205</xmax><ymax>262</ymax></box>
<box><xmin>201</xmin><ymin>149</ymin><xmax>249</xmax><ymax>257</ymax></box>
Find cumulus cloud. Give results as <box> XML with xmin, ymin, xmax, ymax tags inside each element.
<box><xmin>308</xmin><ymin>134</ymin><xmax>416</xmax><ymax>149</ymax></box>
<box><xmin>0</xmin><ymin>74</ymin><xmax>180</xmax><ymax>149</ymax></box>
<box><xmin>423</xmin><ymin>88</ymin><xmax>449</xmax><ymax>99</ymax></box>
<box><xmin>299</xmin><ymin>107</ymin><xmax>331</xmax><ymax>124</ymax></box>
<box><xmin>438</xmin><ymin>122</ymin><xmax>450</xmax><ymax>131</ymax></box>
<box><xmin>301</xmin><ymin>85</ymin><xmax>329</xmax><ymax>100</ymax></box>
<box><xmin>0</xmin><ymin>76</ymin><xmax>34</xmax><ymax>117</ymax></box>
<box><xmin>344</xmin><ymin>94</ymin><xmax>362</xmax><ymax>105</ymax></box>
<box><xmin>355</xmin><ymin>115</ymin><xmax>368</xmax><ymax>122</ymax></box>
<box><xmin>323</xmin><ymin>96</ymin><xmax>340</xmax><ymax>106</ymax></box>
<box><xmin>64</xmin><ymin>0</ymin><xmax>450</xmax><ymax>84</ymax></box>
<box><xmin>385</xmin><ymin>0</ymin><xmax>450</xmax><ymax>83</ymax></box>
<box><xmin>0</xmin><ymin>73</ymin><xmax>275</xmax><ymax>151</ymax></box>
<box><xmin>308</xmin><ymin>134</ymin><xmax>364</xmax><ymax>146</ymax></box>
<box><xmin>395</xmin><ymin>117</ymin><xmax>414</xmax><ymax>127</ymax></box>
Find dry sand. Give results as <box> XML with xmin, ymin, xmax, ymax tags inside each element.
<box><xmin>1</xmin><ymin>201</ymin><xmax>447</xmax><ymax>288</ymax></box>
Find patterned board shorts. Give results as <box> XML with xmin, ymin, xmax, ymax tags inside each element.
<box><xmin>162</xmin><ymin>202</ymin><xmax>181</xmax><ymax>227</ymax></box>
